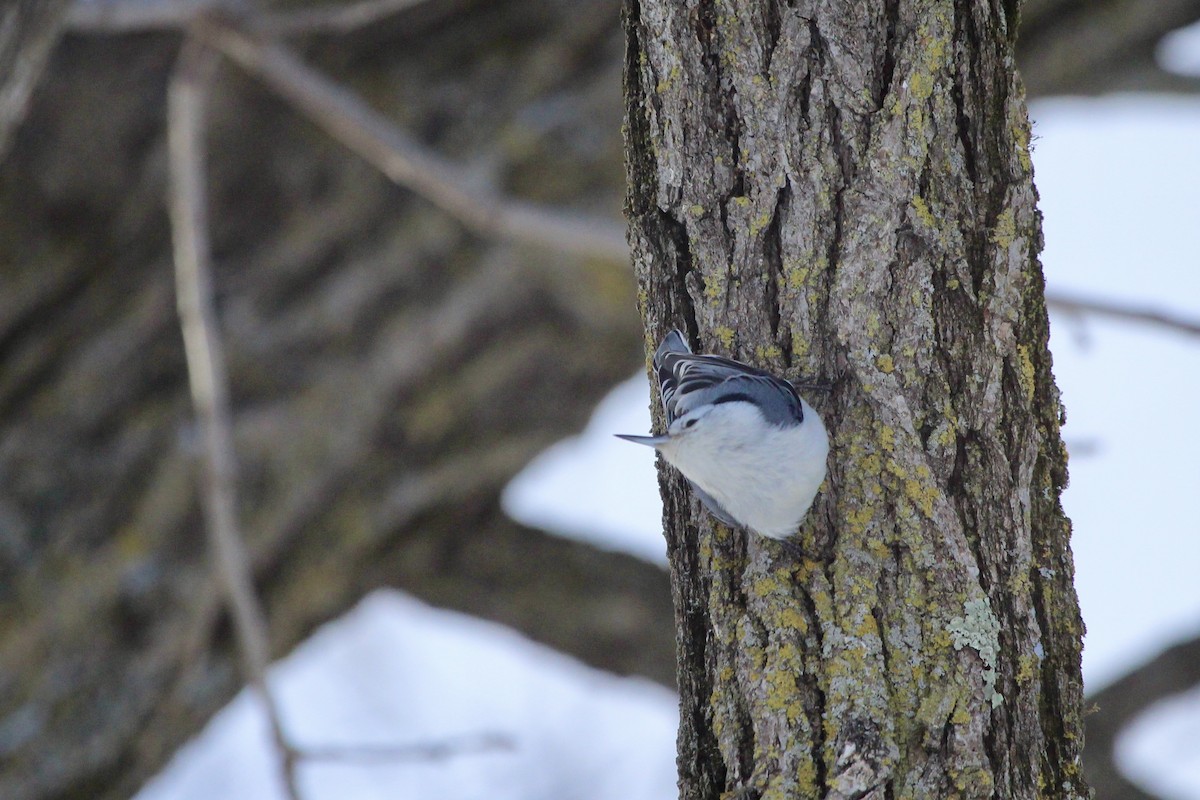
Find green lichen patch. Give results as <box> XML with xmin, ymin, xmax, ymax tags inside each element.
<box><xmin>991</xmin><ymin>206</ymin><xmax>1017</xmax><ymax>249</ymax></box>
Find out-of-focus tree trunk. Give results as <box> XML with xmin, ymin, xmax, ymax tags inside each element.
<box><xmin>0</xmin><ymin>3</ymin><xmax>664</xmax><ymax>800</ymax></box>
<box><xmin>623</xmin><ymin>0</ymin><xmax>1087</xmax><ymax>797</ymax></box>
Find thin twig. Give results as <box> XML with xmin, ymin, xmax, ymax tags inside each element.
<box><xmin>191</xmin><ymin>14</ymin><xmax>629</xmax><ymax>262</ymax></box>
<box><xmin>295</xmin><ymin>732</ymin><xmax>516</xmax><ymax>764</ymax></box>
<box><xmin>68</xmin><ymin>0</ymin><xmax>224</xmax><ymax>31</ymax></box>
<box><xmin>68</xmin><ymin>0</ymin><xmax>433</xmax><ymax>35</ymax></box>
<box><xmin>167</xmin><ymin>35</ymin><xmax>303</xmax><ymax>800</ymax></box>
<box><xmin>257</xmin><ymin>0</ymin><xmax>431</xmax><ymax>36</ymax></box>
<box><xmin>1046</xmin><ymin>291</ymin><xmax>1200</xmax><ymax>339</ymax></box>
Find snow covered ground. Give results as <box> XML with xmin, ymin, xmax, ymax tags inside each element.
<box><xmin>135</xmin><ymin>591</ymin><xmax>677</xmax><ymax>800</ymax></box>
<box><xmin>139</xmin><ymin>91</ymin><xmax>1200</xmax><ymax>800</ymax></box>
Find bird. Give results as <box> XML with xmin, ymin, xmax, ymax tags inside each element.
<box><xmin>616</xmin><ymin>329</ymin><xmax>829</xmax><ymax>541</ymax></box>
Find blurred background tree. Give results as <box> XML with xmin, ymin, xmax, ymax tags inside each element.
<box><xmin>1</xmin><ymin>1</ymin><xmax>1197</xmax><ymax>799</ymax></box>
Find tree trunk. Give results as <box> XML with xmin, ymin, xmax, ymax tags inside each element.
<box><xmin>623</xmin><ymin>0</ymin><xmax>1087</xmax><ymax>797</ymax></box>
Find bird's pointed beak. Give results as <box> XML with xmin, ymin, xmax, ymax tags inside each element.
<box><xmin>614</xmin><ymin>433</ymin><xmax>671</xmax><ymax>448</ymax></box>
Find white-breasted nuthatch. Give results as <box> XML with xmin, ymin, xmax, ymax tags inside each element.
<box><xmin>616</xmin><ymin>329</ymin><xmax>829</xmax><ymax>541</ymax></box>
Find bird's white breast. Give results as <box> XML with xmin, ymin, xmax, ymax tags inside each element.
<box><xmin>661</xmin><ymin>400</ymin><xmax>829</xmax><ymax>539</ymax></box>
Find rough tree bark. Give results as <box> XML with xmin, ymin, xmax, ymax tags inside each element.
<box><xmin>623</xmin><ymin>0</ymin><xmax>1087</xmax><ymax>797</ymax></box>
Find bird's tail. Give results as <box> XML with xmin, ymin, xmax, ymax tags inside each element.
<box><xmin>652</xmin><ymin>329</ymin><xmax>691</xmax><ymax>417</ymax></box>
<box><xmin>654</xmin><ymin>329</ymin><xmax>690</xmax><ymax>364</ymax></box>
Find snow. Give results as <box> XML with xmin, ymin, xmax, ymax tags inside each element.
<box><xmin>135</xmin><ymin>591</ymin><xmax>678</xmax><ymax>800</ymax></box>
<box><xmin>1159</xmin><ymin>19</ymin><xmax>1200</xmax><ymax>78</ymax></box>
<box><xmin>503</xmin><ymin>374</ymin><xmax>665</xmax><ymax>564</ymax></box>
<box><xmin>1121</xmin><ymin>684</ymin><xmax>1200</xmax><ymax>800</ymax></box>
<box><xmin>141</xmin><ymin>83</ymin><xmax>1200</xmax><ymax>800</ymax></box>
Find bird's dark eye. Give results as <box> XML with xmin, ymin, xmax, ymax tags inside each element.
<box><xmin>684</xmin><ymin>419</ymin><xmax>697</xmax><ymax>429</ymax></box>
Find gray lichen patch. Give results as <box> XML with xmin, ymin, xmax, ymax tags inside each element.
<box><xmin>948</xmin><ymin>598</ymin><xmax>1003</xmax><ymax>708</ymax></box>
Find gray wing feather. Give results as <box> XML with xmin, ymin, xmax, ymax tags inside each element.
<box><xmin>652</xmin><ymin>330</ymin><xmax>803</xmax><ymax>427</ymax></box>
<box><xmin>687</xmin><ymin>481</ymin><xmax>740</xmax><ymax>528</ymax></box>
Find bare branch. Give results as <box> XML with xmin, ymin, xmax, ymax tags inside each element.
<box><xmin>68</xmin><ymin>0</ymin><xmax>220</xmax><ymax>31</ymax></box>
<box><xmin>1046</xmin><ymin>292</ymin><xmax>1200</xmax><ymax>339</ymax></box>
<box><xmin>167</xmin><ymin>35</ymin><xmax>303</xmax><ymax>800</ymax></box>
<box><xmin>190</xmin><ymin>15</ymin><xmax>628</xmax><ymax>263</ymax></box>
<box><xmin>0</xmin><ymin>0</ymin><xmax>73</xmax><ymax>161</ymax></box>
<box><xmin>257</xmin><ymin>0</ymin><xmax>431</xmax><ymax>36</ymax></box>
<box><xmin>295</xmin><ymin>732</ymin><xmax>515</xmax><ymax>764</ymax></box>
<box><xmin>68</xmin><ymin>0</ymin><xmax>434</xmax><ymax>36</ymax></box>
